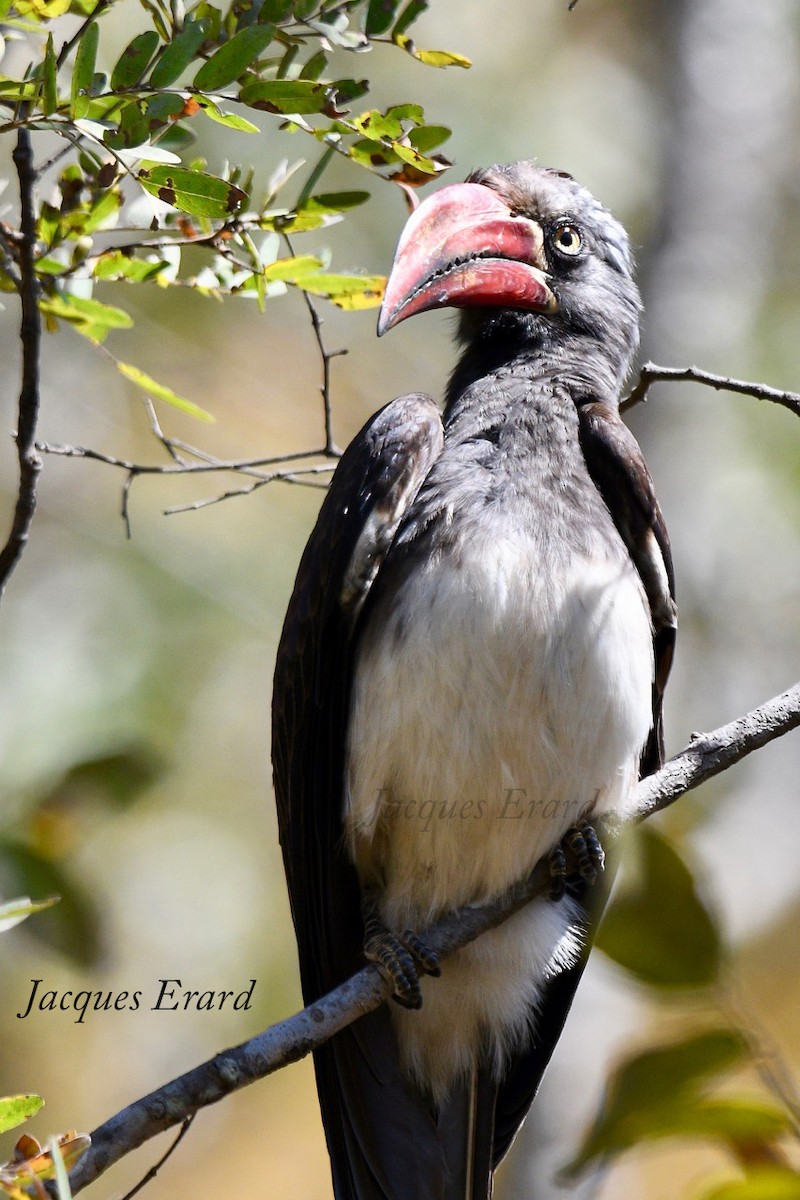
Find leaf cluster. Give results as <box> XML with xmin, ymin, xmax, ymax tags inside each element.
<box><xmin>0</xmin><ymin>0</ymin><xmax>465</xmax><ymax>405</ymax></box>
<box><xmin>569</xmin><ymin>826</ymin><xmax>800</xmax><ymax>1198</ymax></box>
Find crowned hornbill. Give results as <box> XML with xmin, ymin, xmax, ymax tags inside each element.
<box><xmin>272</xmin><ymin>162</ymin><xmax>676</xmax><ymax>1200</ymax></box>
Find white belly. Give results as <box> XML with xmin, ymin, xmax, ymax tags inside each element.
<box><xmin>345</xmin><ymin>523</ymin><xmax>653</xmax><ymax>1098</ymax></box>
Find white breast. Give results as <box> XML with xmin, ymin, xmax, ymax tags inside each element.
<box><xmin>345</xmin><ymin>519</ymin><xmax>653</xmax><ymax>1098</ymax></box>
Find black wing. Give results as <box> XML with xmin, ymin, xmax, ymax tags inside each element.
<box><xmin>578</xmin><ymin>400</ymin><xmax>677</xmax><ymax>775</ymax></box>
<box><xmin>272</xmin><ymin>394</ymin><xmax>446</xmax><ymax>1199</ymax></box>
<box><xmin>492</xmin><ymin>401</ymin><xmax>677</xmax><ymax>1165</ymax></box>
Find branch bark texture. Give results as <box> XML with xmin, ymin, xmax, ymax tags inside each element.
<box><xmin>68</xmin><ymin>680</ymin><xmax>800</xmax><ymax>1195</ymax></box>
<box><xmin>0</xmin><ymin>128</ymin><xmax>42</xmax><ymax>600</ymax></box>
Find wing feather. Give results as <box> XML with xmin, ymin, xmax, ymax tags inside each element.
<box><xmin>493</xmin><ymin>402</ymin><xmax>677</xmax><ymax>1166</ymax></box>
<box><xmin>272</xmin><ymin>393</ymin><xmax>445</xmax><ymax>1199</ymax></box>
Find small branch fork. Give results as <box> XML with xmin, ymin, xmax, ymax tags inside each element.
<box><xmin>622</xmin><ymin>362</ymin><xmax>800</xmax><ymax>418</ymax></box>
<box><xmin>36</xmin><ymin>398</ymin><xmax>338</xmax><ymax>537</ymax></box>
<box><xmin>66</xmin><ymin>681</ymin><xmax>800</xmax><ymax>1196</ymax></box>
<box><xmin>31</xmin><ymin>363</ymin><xmax>800</xmax><ymax>537</ymax></box>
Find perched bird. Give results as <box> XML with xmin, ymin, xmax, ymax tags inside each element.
<box><xmin>272</xmin><ymin>162</ymin><xmax>676</xmax><ymax>1200</ymax></box>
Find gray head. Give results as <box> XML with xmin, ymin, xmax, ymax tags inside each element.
<box><xmin>379</xmin><ymin>161</ymin><xmax>642</xmax><ymax>401</ymax></box>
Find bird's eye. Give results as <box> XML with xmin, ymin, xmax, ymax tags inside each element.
<box><xmin>552</xmin><ymin>224</ymin><xmax>582</xmax><ymax>257</ymax></box>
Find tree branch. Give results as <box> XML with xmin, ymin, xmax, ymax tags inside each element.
<box><xmin>623</xmin><ymin>362</ymin><xmax>800</xmax><ymax>419</ymax></box>
<box><xmin>0</xmin><ymin>128</ymin><xmax>42</xmax><ymax>601</ymax></box>
<box><xmin>285</xmin><ymin>233</ymin><xmax>345</xmax><ymax>457</ymax></box>
<box><xmin>67</xmin><ymin>679</ymin><xmax>800</xmax><ymax>1195</ymax></box>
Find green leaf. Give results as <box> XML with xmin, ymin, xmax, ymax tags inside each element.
<box><xmin>301</xmin><ymin>48</ymin><xmax>327</xmax><ymax>80</ymax></box>
<box><xmin>365</xmin><ymin>0</ymin><xmax>403</xmax><ymax>36</ymax></box>
<box><xmin>0</xmin><ymin>75</ymin><xmax>38</xmax><ymax>100</ymax></box>
<box><xmin>276</xmin><ymin>189</ymin><xmax>370</xmax><ymax>231</ymax></box>
<box><xmin>42</xmin><ymin>32</ymin><xmax>57</xmax><ymax>114</ymax></box>
<box><xmin>81</xmin><ymin>187</ymin><xmax>123</xmax><ymax>233</ymax></box>
<box><xmin>297</xmin><ymin>271</ymin><xmax>384</xmax><ymax>309</ymax></box>
<box><xmin>39</xmin><ymin>292</ymin><xmax>133</xmax><ymax>342</ymax></box>
<box><xmin>262</xmin><ymin>254</ymin><xmax>324</xmax><ymax>281</ymax></box>
<box><xmin>661</xmin><ymin>1097</ymin><xmax>792</xmax><ymax>1144</ymax></box>
<box><xmin>137</xmin><ymin>164</ymin><xmax>247</xmax><ymax>217</ymax></box>
<box><xmin>391</xmin><ymin>0</ymin><xmax>427</xmax><ymax>38</ymax></box>
<box><xmin>0</xmin><ymin>1095</ymin><xmax>44</xmax><ymax>1135</ymax></box>
<box><xmin>144</xmin><ymin>91</ymin><xmax>186</xmax><ymax>126</ymax></box>
<box><xmin>192</xmin><ymin>23</ymin><xmax>275</xmax><ymax>89</ymax></box>
<box><xmin>149</xmin><ymin>18</ymin><xmax>210</xmax><ymax>88</ymax></box>
<box><xmin>110</xmin><ymin>30</ymin><xmax>159</xmax><ymax>89</ymax></box>
<box><xmin>564</xmin><ymin>1029</ymin><xmax>750</xmax><ymax>1176</ymax></box>
<box><xmin>140</xmin><ymin>0</ymin><xmax>170</xmax><ymax>39</ymax></box>
<box><xmin>0</xmin><ymin>840</ymin><xmax>101</xmax><ymax>965</ymax></box>
<box><xmin>92</xmin><ymin>249</ymin><xmax>168</xmax><ymax>283</ymax></box>
<box><xmin>331</xmin><ymin>76</ymin><xmax>369</xmax><ymax>105</ymax></box>
<box><xmin>117</xmin><ymin>360</ymin><xmax>215</xmax><ymax>422</ymax></box>
<box><xmin>103</xmin><ymin>98</ymin><xmax>149</xmax><ymax>149</ymax></box>
<box><xmin>306</xmin><ymin>188</ymin><xmax>371</xmax><ymax>212</ymax></box>
<box><xmin>69</xmin><ymin>19</ymin><xmax>98</xmax><ymax>118</ymax></box>
<box><xmin>0</xmin><ymin>895</ymin><xmax>59</xmax><ymax>934</ymax></box>
<box><xmin>699</xmin><ymin>1166</ymin><xmax>800</xmax><ymax>1200</ymax></box>
<box><xmin>194</xmin><ymin>93</ymin><xmax>259</xmax><ymax>132</ymax></box>
<box><xmin>391</xmin><ymin>140</ymin><xmax>437</xmax><ymax>173</ymax></box>
<box><xmin>239</xmin><ymin>77</ymin><xmax>328</xmax><ymax>113</ymax></box>
<box><xmin>407</xmin><ymin>123</ymin><xmax>450</xmax><ymax>152</ymax></box>
<box><xmin>394</xmin><ymin>36</ymin><xmax>471</xmax><ymax>68</ymax></box>
<box><xmin>354</xmin><ymin>102</ymin><xmax>423</xmax><ymax>138</ymax></box>
<box><xmin>596</xmin><ymin>826</ymin><xmax>722</xmax><ymax>988</ymax></box>
<box><xmin>261</xmin><ymin>0</ymin><xmax>292</xmax><ymax>20</ymax></box>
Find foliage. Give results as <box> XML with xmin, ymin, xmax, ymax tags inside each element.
<box><xmin>569</xmin><ymin>826</ymin><xmax>800</xmax><ymax>1198</ymax></box>
<box><xmin>1</xmin><ymin>5</ymin><xmax>799</xmax><ymax>1200</ymax></box>
<box><xmin>0</xmin><ymin>0</ymin><xmax>464</xmax><ymax>404</ymax></box>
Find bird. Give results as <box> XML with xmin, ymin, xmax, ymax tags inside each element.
<box><xmin>272</xmin><ymin>161</ymin><xmax>677</xmax><ymax>1200</ymax></box>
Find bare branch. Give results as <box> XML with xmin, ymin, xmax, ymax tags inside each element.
<box><xmin>67</xmin><ymin>679</ymin><xmax>800</xmax><ymax>1196</ymax></box>
<box><xmin>0</xmin><ymin>128</ymin><xmax>42</xmax><ymax>601</ymax></box>
<box><xmin>623</xmin><ymin>362</ymin><xmax>800</xmax><ymax>419</ymax></box>
<box><xmin>36</xmin><ymin>439</ymin><xmax>338</xmax><ymax>529</ymax></box>
<box><xmin>163</xmin><ymin>463</ymin><xmax>336</xmax><ymax>514</ymax></box>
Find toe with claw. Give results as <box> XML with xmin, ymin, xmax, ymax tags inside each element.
<box><xmin>362</xmin><ymin>898</ymin><xmax>440</xmax><ymax>1009</ymax></box>
<box><xmin>549</xmin><ymin>822</ymin><xmax>606</xmax><ymax>898</ymax></box>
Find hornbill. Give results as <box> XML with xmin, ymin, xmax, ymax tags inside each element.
<box><xmin>272</xmin><ymin>162</ymin><xmax>677</xmax><ymax>1200</ymax></box>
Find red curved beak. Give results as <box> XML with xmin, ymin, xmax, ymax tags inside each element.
<box><xmin>378</xmin><ymin>181</ymin><xmax>556</xmax><ymax>336</ymax></box>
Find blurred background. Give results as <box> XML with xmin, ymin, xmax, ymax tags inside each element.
<box><xmin>1</xmin><ymin>0</ymin><xmax>799</xmax><ymax>1197</ymax></box>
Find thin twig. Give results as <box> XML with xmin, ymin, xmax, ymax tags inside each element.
<box><xmin>284</xmin><ymin>233</ymin><xmax>346</xmax><ymax>456</ymax></box>
<box><xmin>36</xmin><ymin>441</ymin><xmax>332</xmax><ymax>476</ymax></box>
<box><xmin>0</xmin><ymin>128</ymin><xmax>42</xmax><ymax>600</ymax></box>
<box><xmin>67</xmin><ymin>680</ymin><xmax>800</xmax><ymax>1196</ymax></box>
<box><xmin>36</xmin><ymin>439</ymin><xmax>337</xmax><ymax>530</ymax></box>
<box><xmin>55</xmin><ymin>0</ymin><xmax>115</xmax><ymax>70</ymax></box>
<box><xmin>118</xmin><ymin>1115</ymin><xmax>195</xmax><ymax>1200</ymax></box>
<box><xmin>623</xmin><ymin>362</ymin><xmax>800</xmax><ymax>418</ymax></box>
<box><xmin>163</xmin><ymin>463</ymin><xmax>336</xmax><ymax>513</ymax></box>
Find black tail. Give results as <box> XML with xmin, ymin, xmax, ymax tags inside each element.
<box><xmin>317</xmin><ymin>1007</ymin><xmax>498</xmax><ymax>1200</ymax></box>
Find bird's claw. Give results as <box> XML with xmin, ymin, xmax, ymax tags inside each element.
<box><xmin>363</xmin><ymin>905</ymin><xmax>440</xmax><ymax>1010</ymax></box>
<box><xmin>548</xmin><ymin>822</ymin><xmax>605</xmax><ymax>899</ymax></box>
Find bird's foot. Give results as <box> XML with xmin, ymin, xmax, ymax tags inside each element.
<box><xmin>362</xmin><ymin>899</ymin><xmax>440</xmax><ymax>1010</ymax></box>
<box><xmin>548</xmin><ymin>823</ymin><xmax>605</xmax><ymax>899</ymax></box>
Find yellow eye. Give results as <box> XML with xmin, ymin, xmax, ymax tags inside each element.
<box><xmin>553</xmin><ymin>224</ymin><xmax>582</xmax><ymax>256</ymax></box>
